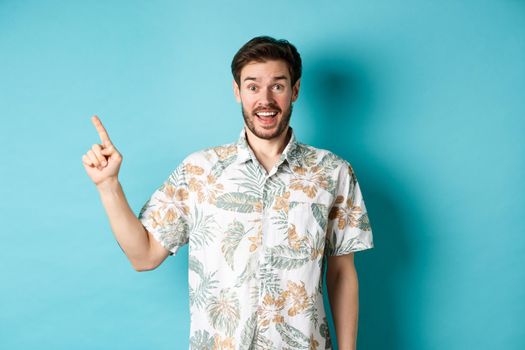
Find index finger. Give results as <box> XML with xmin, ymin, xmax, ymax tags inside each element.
<box><xmin>91</xmin><ymin>115</ymin><xmax>112</xmax><ymax>146</ymax></box>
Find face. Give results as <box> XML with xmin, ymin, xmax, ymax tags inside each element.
<box><xmin>233</xmin><ymin>60</ymin><xmax>300</xmax><ymax>140</ymax></box>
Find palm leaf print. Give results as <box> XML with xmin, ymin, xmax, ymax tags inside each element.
<box><xmin>139</xmin><ymin>129</ymin><xmax>373</xmax><ymax>350</ymax></box>
<box><xmin>333</xmin><ymin>236</ymin><xmax>368</xmax><ymax>255</ymax></box>
<box><xmin>318</xmin><ymin>152</ymin><xmax>340</xmax><ymax>172</ymax></box>
<box><xmin>157</xmin><ymin>219</ymin><xmax>189</xmax><ymax>251</ymax></box>
<box><xmin>210</xmin><ymin>149</ymin><xmax>237</xmax><ymax>179</ymax></box>
<box><xmin>168</xmin><ymin>164</ymin><xmax>187</xmax><ymax>187</ymax></box>
<box><xmin>239</xmin><ymin>312</ymin><xmax>274</xmax><ymax>350</ymax></box>
<box><xmin>303</xmin><ymin>228</ymin><xmax>325</xmax><ymax>268</ymax></box>
<box><xmin>222</xmin><ymin>220</ymin><xmax>252</xmax><ymax>270</ymax></box>
<box><xmin>189</xmin><ymin>329</ymin><xmax>214</xmax><ymax>350</ymax></box>
<box><xmin>254</xmin><ymin>334</ymin><xmax>274</xmax><ymax>350</ymax></box>
<box><xmin>263</xmin><ymin>176</ymin><xmax>286</xmax><ymax>208</ymax></box>
<box><xmin>311</xmin><ymin>203</ymin><xmax>328</xmax><ymax>231</ymax></box>
<box><xmin>345</xmin><ymin>163</ymin><xmax>358</xmax><ymax>196</ymax></box>
<box><xmin>325</xmin><ymin>176</ymin><xmax>337</xmax><ymax>196</ymax></box>
<box><xmin>270</xmin><ymin>210</ymin><xmax>288</xmax><ymax>236</ymax></box>
<box><xmin>358</xmin><ymin>212</ymin><xmax>371</xmax><ymax>231</ymax></box>
<box><xmin>304</xmin><ymin>295</ymin><xmax>319</xmax><ymax>328</ymax></box>
<box><xmin>275</xmin><ymin>322</ymin><xmax>310</xmax><ymax>349</ymax></box>
<box><xmin>271</xmin><ymin>226</ymin><xmax>325</xmax><ymax>270</ymax></box>
<box><xmin>249</xmin><ymin>284</ymin><xmax>261</xmax><ymax>310</ymax></box>
<box><xmin>216</xmin><ymin>192</ymin><xmax>259</xmax><ymax>213</ymax></box>
<box><xmin>190</xmin><ymin>271</ymin><xmax>219</xmax><ymax>310</ymax></box>
<box><xmin>259</xmin><ymin>260</ymin><xmax>282</xmax><ymax>295</ymax></box>
<box><xmin>265</xmin><ymin>175</ymin><xmax>286</xmax><ymax>194</ymax></box>
<box><xmin>189</xmin><ymin>255</ymin><xmax>205</xmax><ymax>278</ymax></box>
<box><xmin>210</xmin><ymin>156</ymin><xmax>238</xmax><ymax>180</ymax></box>
<box><xmin>189</xmin><ymin>207</ymin><xmax>216</xmax><ymax>250</ymax></box>
<box><xmin>235</xmin><ymin>254</ymin><xmax>258</xmax><ymax>287</ymax></box>
<box><xmin>239</xmin><ymin>312</ymin><xmax>257</xmax><ymax>350</ymax></box>
<box><xmin>289</xmin><ymin>144</ymin><xmax>317</xmax><ymax>167</ymax></box>
<box><xmin>189</xmin><ymin>255</ymin><xmax>219</xmax><ymax>310</ymax></box>
<box><xmin>206</xmin><ymin>288</ymin><xmax>241</xmax><ymax>336</ymax></box>
<box><xmin>288</xmin><ymin>201</ymin><xmax>301</xmax><ymax>210</ymax></box>
<box><xmin>270</xmin><ymin>245</ymin><xmax>311</xmax><ymax>270</ymax></box>
<box><xmin>315</xmin><ymin>237</ymin><xmax>325</xmax><ymax>269</ymax></box>
<box><xmin>230</xmin><ymin>161</ymin><xmax>265</xmax><ymax>196</ymax></box>
<box><xmin>319</xmin><ymin>317</ymin><xmax>332</xmax><ymax>349</ymax></box>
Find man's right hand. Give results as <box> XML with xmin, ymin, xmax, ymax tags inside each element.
<box><xmin>82</xmin><ymin>115</ymin><xmax>123</xmax><ymax>188</ymax></box>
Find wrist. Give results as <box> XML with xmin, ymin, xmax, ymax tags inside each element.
<box><xmin>96</xmin><ymin>177</ymin><xmax>120</xmax><ymax>193</ymax></box>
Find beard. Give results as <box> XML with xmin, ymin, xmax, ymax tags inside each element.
<box><xmin>241</xmin><ymin>101</ymin><xmax>293</xmax><ymax>140</ymax></box>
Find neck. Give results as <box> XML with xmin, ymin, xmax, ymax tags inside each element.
<box><xmin>244</xmin><ymin>126</ymin><xmax>291</xmax><ymax>162</ymax></box>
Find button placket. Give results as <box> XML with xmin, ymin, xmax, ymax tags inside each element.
<box><xmin>254</xmin><ymin>173</ymin><xmax>271</xmax><ymax>337</ymax></box>
<box><xmin>252</xmin><ymin>155</ymin><xmax>288</xmax><ymax>345</ymax></box>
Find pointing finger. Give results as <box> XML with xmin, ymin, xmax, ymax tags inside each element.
<box><xmin>91</xmin><ymin>115</ymin><xmax>112</xmax><ymax>147</ymax></box>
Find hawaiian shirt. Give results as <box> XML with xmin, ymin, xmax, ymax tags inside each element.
<box><xmin>138</xmin><ymin>127</ymin><xmax>374</xmax><ymax>350</ymax></box>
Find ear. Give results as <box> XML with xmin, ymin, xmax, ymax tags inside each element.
<box><xmin>233</xmin><ymin>80</ymin><xmax>241</xmax><ymax>103</ymax></box>
<box><xmin>291</xmin><ymin>79</ymin><xmax>301</xmax><ymax>102</ymax></box>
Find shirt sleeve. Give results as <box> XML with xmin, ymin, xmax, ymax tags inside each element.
<box><xmin>138</xmin><ymin>162</ymin><xmax>191</xmax><ymax>256</ymax></box>
<box><xmin>325</xmin><ymin>161</ymin><xmax>374</xmax><ymax>256</ymax></box>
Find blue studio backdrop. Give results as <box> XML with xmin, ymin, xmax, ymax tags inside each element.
<box><xmin>1</xmin><ymin>1</ymin><xmax>524</xmax><ymax>349</ymax></box>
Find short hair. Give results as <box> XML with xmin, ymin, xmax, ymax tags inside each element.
<box><xmin>231</xmin><ymin>36</ymin><xmax>302</xmax><ymax>87</ymax></box>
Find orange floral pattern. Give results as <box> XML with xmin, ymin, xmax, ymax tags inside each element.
<box><xmin>188</xmin><ymin>173</ymin><xmax>224</xmax><ymax>204</ymax></box>
<box><xmin>282</xmin><ymin>281</ymin><xmax>310</xmax><ymax>317</ymax></box>
<box><xmin>289</xmin><ymin>166</ymin><xmax>330</xmax><ymax>198</ymax></box>
<box><xmin>329</xmin><ymin>195</ymin><xmax>363</xmax><ymax>230</ymax></box>
<box><xmin>257</xmin><ymin>293</ymin><xmax>286</xmax><ymax>327</ymax></box>
<box><xmin>138</xmin><ymin>128</ymin><xmax>373</xmax><ymax>349</ymax></box>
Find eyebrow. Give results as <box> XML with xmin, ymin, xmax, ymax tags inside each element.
<box><xmin>243</xmin><ymin>75</ymin><xmax>289</xmax><ymax>82</ymax></box>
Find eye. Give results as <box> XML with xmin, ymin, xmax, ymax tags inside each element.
<box><xmin>273</xmin><ymin>84</ymin><xmax>283</xmax><ymax>91</ymax></box>
<box><xmin>247</xmin><ymin>85</ymin><xmax>257</xmax><ymax>92</ymax></box>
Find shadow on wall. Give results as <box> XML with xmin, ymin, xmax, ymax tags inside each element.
<box><xmin>305</xmin><ymin>53</ymin><xmax>417</xmax><ymax>350</ymax></box>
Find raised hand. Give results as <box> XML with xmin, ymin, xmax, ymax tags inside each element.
<box><xmin>82</xmin><ymin>115</ymin><xmax>123</xmax><ymax>187</ymax></box>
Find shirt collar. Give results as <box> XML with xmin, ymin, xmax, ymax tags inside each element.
<box><xmin>236</xmin><ymin>127</ymin><xmax>302</xmax><ymax>167</ymax></box>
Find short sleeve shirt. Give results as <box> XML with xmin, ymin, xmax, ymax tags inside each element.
<box><xmin>138</xmin><ymin>128</ymin><xmax>374</xmax><ymax>350</ymax></box>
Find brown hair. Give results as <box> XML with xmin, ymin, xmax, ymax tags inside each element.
<box><xmin>231</xmin><ymin>36</ymin><xmax>302</xmax><ymax>86</ymax></box>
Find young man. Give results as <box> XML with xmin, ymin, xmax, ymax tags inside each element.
<box><xmin>82</xmin><ymin>36</ymin><xmax>373</xmax><ymax>350</ymax></box>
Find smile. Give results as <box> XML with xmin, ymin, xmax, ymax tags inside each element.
<box><xmin>255</xmin><ymin>111</ymin><xmax>278</xmax><ymax>117</ymax></box>
<box><xmin>254</xmin><ymin>110</ymin><xmax>279</xmax><ymax>126</ymax></box>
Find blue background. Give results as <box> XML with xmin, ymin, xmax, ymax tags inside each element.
<box><xmin>1</xmin><ymin>0</ymin><xmax>524</xmax><ymax>349</ymax></box>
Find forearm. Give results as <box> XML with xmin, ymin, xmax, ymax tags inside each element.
<box><xmin>327</xmin><ymin>265</ymin><xmax>359</xmax><ymax>350</ymax></box>
<box><xmin>97</xmin><ymin>178</ymin><xmax>151</xmax><ymax>269</ymax></box>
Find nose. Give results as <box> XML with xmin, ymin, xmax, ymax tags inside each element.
<box><xmin>259</xmin><ymin>86</ymin><xmax>275</xmax><ymax>105</ymax></box>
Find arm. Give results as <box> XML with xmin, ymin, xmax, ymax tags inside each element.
<box><xmin>326</xmin><ymin>253</ymin><xmax>359</xmax><ymax>350</ymax></box>
<box><xmin>82</xmin><ymin>115</ymin><xmax>170</xmax><ymax>271</ymax></box>
<box><xmin>97</xmin><ymin>179</ymin><xmax>170</xmax><ymax>271</ymax></box>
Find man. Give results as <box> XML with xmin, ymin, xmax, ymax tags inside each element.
<box><xmin>82</xmin><ymin>36</ymin><xmax>373</xmax><ymax>350</ymax></box>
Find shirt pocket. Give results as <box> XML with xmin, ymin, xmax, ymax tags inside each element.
<box><xmin>272</xmin><ymin>200</ymin><xmax>330</xmax><ymax>276</ymax></box>
<box><xmin>287</xmin><ymin>200</ymin><xmax>330</xmax><ymax>248</ymax></box>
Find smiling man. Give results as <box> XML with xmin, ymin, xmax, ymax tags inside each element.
<box><xmin>82</xmin><ymin>36</ymin><xmax>373</xmax><ymax>350</ymax></box>
<box><xmin>237</xmin><ymin>59</ymin><xmax>295</xmax><ymax>141</ymax></box>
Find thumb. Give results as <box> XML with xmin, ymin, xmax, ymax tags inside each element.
<box><xmin>100</xmin><ymin>145</ymin><xmax>116</xmax><ymax>155</ymax></box>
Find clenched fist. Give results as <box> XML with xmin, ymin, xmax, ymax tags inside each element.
<box><xmin>82</xmin><ymin>115</ymin><xmax>123</xmax><ymax>187</ymax></box>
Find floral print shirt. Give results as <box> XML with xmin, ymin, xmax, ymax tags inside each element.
<box><xmin>138</xmin><ymin>128</ymin><xmax>374</xmax><ymax>350</ymax></box>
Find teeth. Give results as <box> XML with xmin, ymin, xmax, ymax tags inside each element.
<box><xmin>256</xmin><ymin>112</ymin><xmax>277</xmax><ymax>117</ymax></box>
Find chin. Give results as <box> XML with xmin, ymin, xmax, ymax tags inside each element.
<box><xmin>253</xmin><ymin>126</ymin><xmax>286</xmax><ymax>140</ymax></box>
<box><xmin>242</xmin><ymin>104</ymin><xmax>291</xmax><ymax>140</ymax></box>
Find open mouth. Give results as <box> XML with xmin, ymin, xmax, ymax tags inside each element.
<box><xmin>254</xmin><ymin>110</ymin><xmax>279</xmax><ymax>125</ymax></box>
